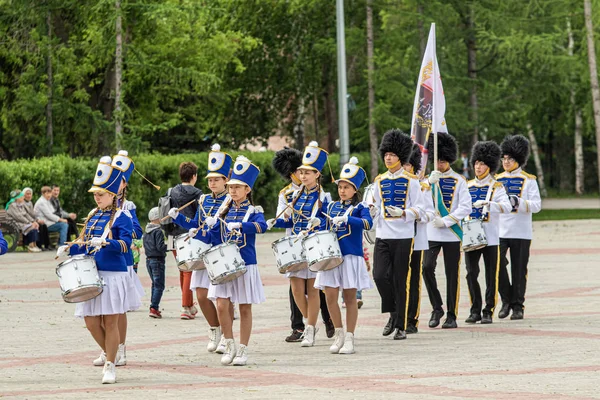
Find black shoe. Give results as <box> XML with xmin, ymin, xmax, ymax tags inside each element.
<box><xmin>481</xmin><ymin>312</ymin><xmax>493</xmax><ymax>324</ymax></box>
<box><xmin>324</xmin><ymin>319</ymin><xmax>335</xmax><ymax>338</ymax></box>
<box><xmin>465</xmin><ymin>313</ymin><xmax>482</xmax><ymax>323</ymax></box>
<box><xmin>442</xmin><ymin>317</ymin><xmax>457</xmax><ymax>329</ymax></box>
<box><xmin>285</xmin><ymin>329</ymin><xmax>304</xmax><ymax>342</ymax></box>
<box><xmin>510</xmin><ymin>309</ymin><xmax>524</xmax><ymax>320</ymax></box>
<box><xmin>382</xmin><ymin>316</ymin><xmax>396</xmax><ymax>336</ymax></box>
<box><xmin>498</xmin><ymin>303</ymin><xmax>511</xmax><ymax>319</ymax></box>
<box><xmin>406</xmin><ymin>324</ymin><xmax>418</xmax><ymax>334</ymax></box>
<box><xmin>393</xmin><ymin>329</ymin><xmax>407</xmax><ymax>340</ymax></box>
<box><xmin>428</xmin><ymin>310</ymin><xmax>444</xmax><ymax>328</ymax></box>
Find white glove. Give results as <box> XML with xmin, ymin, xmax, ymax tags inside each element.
<box><xmin>56</xmin><ymin>245</ymin><xmax>70</xmax><ymax>258</ymax></box>
<box><xmin>168</xmin><ymin>207</ymin><xmax>179</xmax><ymax>219</ymax></box>
<box><xmin>473</xmin><ymin>200</ymin><xmax>489</xmax><ymax>208</ymax></box>
<box><xmin>386</xmin><ymin>206</ymin><xmax>404</xmax><ymax>217</ymax></box>
<box><xmin>188</xmin><ymin>228</ymin><xmax>199</xmax><ymax>238</ymax></box>
<box><xmin>266</xmin><ymin>218</ymin><xmax>276</xmax><ymax>230</ymax></box>
<box><xmin>308</xmin><ymin>217</ymin><xmax>320</xmax><ymax>228</ymax></box>
<box><xmin>509</xmin><ymin>195</ymin><xmax>520</xmax><ymax>208</ymax></box>
<box><xmin>227</xmin><ymin>222</ymin><xmax>242</xmax><ymax>231</ymax></box>
<box><xmin>332</xmin><ymin>216</ymin><xmax>348</xmax><ymax>226</ymax></box>
<box><xmin>298</xmin><ymin>230</ymin><xmax>310</xmax><ymax>237</ymax></box>
<box><xmin>283</xmin><ymin>208</ymin><xmax>292</xmax><ymax>219</ymax></box>
<box><xmin>90</xmin><ymin>237</ymin><xmax>105</xmax><ymax>249</ymax></box>
<box><xmin>204</xmin><ymin>216</ymin><xmax>217</xmax><ymax>228</ymax></box>
<box><xmin>432</xmin><ymin>217</ymin><xmax>446</xmax><ymax>228</ymax></box>
<box><xmin>428</xmin><ymin>171</ymin><xmax>442</xmax><ymax>184</ymax></box>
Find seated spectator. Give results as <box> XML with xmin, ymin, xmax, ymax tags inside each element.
<box><xmin>6</xmin><ymin>190</ymin><xmax>42</xmax><ymax>252</ymax></box>
<box><xmin>34</xmin><ymin>186</ymin><xmax>69</xmax><ymax>246</ymax></box>
<box><xmin>50</xmin><ymin>185</ymin><xmax>79</xmax><ymax>240</ymax></box>
<box><xmin>23</xmin><ymin>187</ymin><xmax>52</xmax><ymax>250</ymax></box>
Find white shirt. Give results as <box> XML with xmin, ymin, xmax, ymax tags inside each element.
<box><xmin>415</xmin><ymin>181</ymin><xmax>435</xmax><ymax>251</ymax></box>
<box><xmin>466</xmin><ymin>173</ymin><xmax>511</xmax><ymax>246</ymax></box>
<box><xmin>426</xmin><ymin>168</ymin><xmax>472</xmax><ymax>243</ymax></box>
<box><xmin>370</xmin><ymin>168</ymin><xmax>422</xmax><ymax>240</ymax></box>
<box><xmin>496</xmin><ymin>168</ymin><xmax>542</xmax><ymax>240</ymax></box>
<box><xmin>277</xmin><ymin>182</ymin><xmax>301</xmax><ymax>236</ymax></box>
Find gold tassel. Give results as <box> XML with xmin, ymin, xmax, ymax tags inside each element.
<box><xmin>134</xmin><ymin>169</ymin><xmax>161</xmax><ymax>190</ymax></box>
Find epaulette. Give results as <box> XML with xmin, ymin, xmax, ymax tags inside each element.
<box><xmin>495</xmin><ymin>172</ymin><xmax>507</xmax><ymax>179</ymax></box>
<box><xmin>373</xmin><ymin>173</ymin><xmax>385</xmax><ymax>183</ymax></box>
<box><xmin>279</xmin><ymin>183</ymin><xmax>293</xmax><ymax>196</ymax></box>
<box><xmin>87</xmin><ymin>208</ymin><xmax>98</xmax><ymax>217</ymax></box>
<box><xmin>403</xmin><ymin>171</ymin><xmax>418</xmax><ymax>179</ymax></box>
<box><xmin>467</xmin><ymin>179</ymin><xmax>476</xmax><ymax>185</ymax></box>
<box><xmin>458</xmin><ymin>174</ymin><xmax>467</xmax><ymax>181</ymax></box>
<box><xmin>420</xmin><ymin>181</ymin><xmax>431</xmax><ymax>191</ymax></box>
<box><xmin>493</xmin><ymin>181</ymin><xmax>504</xmax><ymax>189</ymax></box>
<box><xmin>521</xmin><ymin>171</ymin><xmax>537</xmax><ymax>179</ymax></box>
<box><xmin>254</xmin><ymin>205</ymin><xmax>264</xmax><ymax>214</ymax></box>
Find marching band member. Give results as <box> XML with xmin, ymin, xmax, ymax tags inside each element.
<box><xmin>423</xmin><ymin>133</ymin><xmax>471</xmax><ymax>329</ymax></box>
<box><xmin>272</xmin><ymin>147</ymin><xmax>334</xmax><ymax>343</ymax></box>
<box><xmin>193</xmin><ymin>156</ymin><xmax>267</xmax><ymax>366</ymax></box>
<box><xmin>496</xmin><ymin>135</ymin><xmax>542</xmax><ymax>320</ymax></box>
<box><xmin>169</xmin><ymin>144</ymin><xmax>232</xmax><ymax>353</ymax></box>
<box><xmin>404</xmin><ymin>143</ymin><xmax>435</xmax><ymax>334</ymax></box>
<box><xmin>315</xmin><ymin>157</ymin><xmax>373</xmax><ymax>354</ymax></box>
<box><xmin>268</xmin><ymin>141</ymin><xmax>331</xmax><ymax>347</ymax></box>
<box><xmin>465</xmin><ymin>141</ymin><xmax>511</xmax><ymax>324</ymax></box>
<box><xmin>0</xmin><ymin>230</ymin><xmax>7</xmax><ymax>255</ymax></box>
<box><xmin>56</xmin><ymin>157</ymin><xmax>139</xmax><ymax>384</ymax></box>
<box><xmin>370</xmin><ymin>129</ymin><xmax>422</xmax><ymax>340</ymax></box>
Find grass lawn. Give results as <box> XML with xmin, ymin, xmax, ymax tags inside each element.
<box><xmin>533</xmin><ymin>209</ymin><xmax>600</xmax><ymax>221</ymax></box>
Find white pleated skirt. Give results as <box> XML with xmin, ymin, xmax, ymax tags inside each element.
<box><xmin>314</xmin><ymin>255</ymin><xmax>374</xmax><ymax>291</ymax></box>
<box><xmin>128</xmin><ymin>265</ymin><xmax>145</xmax><ymax>298</ymax></box>
<box><xmin>286</xmin><ymin>267</ymin><xmax>317</xmax><ymax>280</ymax></box>
<box><xmin>208</xmin><ymin>265</ymin><xmax>265</xmax><ymax>304</ymax></box>
<box><xmin>75</xmin><ymin>270</ymin><xmax>141</xmax><ymax>318</ymax></box>
<box><xmin>190</xmin><ymin>269</ymin><xmax>211</xmax><ymax>291</ymax></box>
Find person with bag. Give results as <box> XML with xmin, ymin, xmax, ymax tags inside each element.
<box><xmin>5</xmin><ymin>190</ymin><xmax>42</xmax><ymax>252</ymax></box>
<box><xmin>464</xmin><ymin>141</ymin><xmax>511</xmax><ymax>324</ymax></box>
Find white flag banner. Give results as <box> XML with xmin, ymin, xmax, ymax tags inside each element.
<box><xmin>409</xmin><ymin>23</ymin><xmax>448</xmax><ymax>173</ymax></box>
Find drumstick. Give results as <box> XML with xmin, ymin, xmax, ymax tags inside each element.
<box><xmin>160</xmin><ymin>199</ymin><xmax>196</xmax><ymax>222</ymax></box>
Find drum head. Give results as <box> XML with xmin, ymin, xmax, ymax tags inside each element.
<box><xmin>63</xmin><ymin>285</ymin><xmax>103</xmax><ymax>303</ymax></box>
<box><xmin>308</xmin><ymin>257</ymin><xmax>343</xmax><ymax>272</ymax></box>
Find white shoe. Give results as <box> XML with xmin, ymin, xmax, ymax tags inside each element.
<box><xmin>102</xmin><ymin>362</ymin><xmax>116</xmax><ymax>384</ymax></box>
<box><xmin>232</xmin><ymin>344</ymin><xmax>248</xmax><ymax>366</ymax></box>
<box><xmin>220</xmin><ymin>339</ymin><xmax>236</xmax><ymax>365</ymax></box>
<box><xmin>329</xmin><ymin>328</ymin><xmax>345</xmax><ymax>354</ymax></box>
<box><xmin>207</xmin><ymin>327</ymin><xmax>222</xmax><ymax>352</ymax></box>
<box><xmin>115</xmin><ymin>343</ymin><xmax>126</xmax><ymax>366</ymax></box>
<box><xmin>339</xmin><ymin>332</ymin><xmax>355</xmax><ymax>354</ymax></box>
<box><xmin>215</xmin><ymin>337</ymin><xmax>226</xmax><ymax>354</ymax></box>
<box><xmin>93</xmin><ymin>351</ymin><xmax>106</xmax><ymax>366</ymax></box>
<box><xmin>233</xmin><ymin>303</ymin><xmax>239</xmax><ymax>320</ymax></box>
<box><xmin>301</xmin><ymin>325</ymin><xmax>318</xmax><ymax>347</ymax></box>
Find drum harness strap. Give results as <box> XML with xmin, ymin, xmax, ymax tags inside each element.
<box><xmin>433</xmin><ymin>181</ymin><xmax>464</xmax><ymax>241</ymax></box>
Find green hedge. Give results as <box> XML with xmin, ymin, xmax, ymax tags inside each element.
<box><xmin>0</xmin><ymin>152</ymin><xmax>372</xmax><ymax>224</ymax></box>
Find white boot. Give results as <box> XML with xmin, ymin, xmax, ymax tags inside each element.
<box><xmin>232</xmin><ymin>344</ymin><xmax>248</xmax><ymax>366</ymax></box>
<box><xmin>93</xmin><ymin>351</ymin><xmax>106</xmax><ymax>366</ymax></box>
<box><xmin>220</xmin><ymin>339</ymin><xmax>236</xmax><ymax>365</ymax></box>
<box><xmin>301</xmin><ymin>325</ymin><xmax>318</xmax><ymax>347</ymax></box>
<box><xmin>329</xmin><ymin>328</ymin><xmax>345</xmax><ymax>354</ymax></box>
<box><xmin>339</xmin><ymin>332</ymin><xmax>355</xmax><ymax>354</ymax></box>
<box><xmin>215</xmin><ymin>336</ymin><xmax>226</xmax><ymax>354</ymax></box>
<box><xmin>207</xmin><ymin>327</ymin><xmax>222</xmax><ymax>352</ymax></box>
<box><xmin>102</xmin><ymin>361</ymin><xmax>116</xmax><ymax>384</ymax></box>
<box><xmin>115</xmin><ymin>343</ymin><xmax>126</xmax><ymax>366</ymax></box>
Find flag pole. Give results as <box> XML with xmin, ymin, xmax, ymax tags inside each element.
<box><xmin>431</xmin><ymin>23</ymin><xmax>440</xmax><ymax>213</ymax></box>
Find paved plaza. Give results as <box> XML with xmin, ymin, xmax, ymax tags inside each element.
<box><xmin>1</xmin><ymin>219</ymin><xmax>600</xmax><ymax>399</ymax></box>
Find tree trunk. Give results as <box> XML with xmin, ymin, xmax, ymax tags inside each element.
<box><xmin>366</xmin><ymin>0</ymin><xmax>378</xmax><ymax>180</ymax></box>
<box><xmin>467</xmin><ymin>5</ymin><xmax>478</xmax><ymax>146</ymax></box>
<box><xmin>567</xmin><ymin>17</ymin><xmax>585</xmax><ymax>195</ymax></box>
<box><xmin>46</xmin><ymin>11</ymin><xmax>53</xmax><ymax>155</ymax></box>
<box><xmin>293</xmin><ymin>97</ymin><xmax>306</xmax><ymax>150</ymax></box>
<box><xmin>115</xmin><ymin>0</ymin><xmax>123</xmax><ymax>151</ymax></box>
<box><xmin>527</xmin><ymin>123</ymin><xmax>548</xmax><ymax>197</ymax></box>
<box><xmin>417</xmin><ymin>1</ymin><xmax>425</xmax><ymax>58</ymax></box>
<box><xmin>584</xmin><ymin>0</ymin><xmax>600</xmax><ymax>192</ymax></box>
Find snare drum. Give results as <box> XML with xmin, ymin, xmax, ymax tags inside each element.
<box><xmin>362</xmin><ymin>183</ymin><xmax>377</xmax><ymax>245</ymax></box>
<box><xmin>203</xmin><ymin>242</ymin><xmax>247</xmax><ymax>285</ymax></box>
<box><xmin>56</xmin><ymin>255</ymin><xmax>103</xmax><ymax>303</ymax></box>
<box><xmin>174</xmin><ymin>233</ymin><xmax>211</xmax><ymax>271</ymax></box>
<box><xmin>462</xmin><ymin>219</ymin><xmax>488</xmax><ymax>252</ymax></box>
<box><xmin>272</xmin><ymin>235</ymin><xmax>308</xmax><ymax>274</ymax></box>
<box><xmin>302</xmin><ymin>231</ymin><xmax>343</xmax><ymax>272</ymax></box>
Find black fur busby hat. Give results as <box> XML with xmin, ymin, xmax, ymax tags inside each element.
<box><xmin>427</xmin><ymin>132</ymin><xmax>458</xmax><ymax>164</ymax></box>
<box><xmin>379</xmin><ymin>128</ymin><xmax>413</xmax><ymax>164</ymax></box>
<box><xmin>470</xmin><ymin>141</ymin><xmax>502</xmax><ymax>174</ymax></box>
<box><xmin>408</xmin><ymin>143</ymin><xmax>422</xmax><ymax>173</ymax></box>
<box><xmin>500</xmin><ymin>134</ymin><xmax>530</xmax><ymax>167</ymax></box>
<box><xmin>272</xmin><ymin>147</ymin><xmax>303</xmax><ymax>180</ymax></box>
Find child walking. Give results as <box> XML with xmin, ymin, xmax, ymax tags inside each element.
<box><xmin>144</xmin><ymin>207</ymin><xmax>167</xmax><ymax>318</ymax></box>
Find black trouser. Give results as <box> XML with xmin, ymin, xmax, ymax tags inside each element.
<box><xmin>66</xmin><ymin>217</ymin><xmax>79</xmax><ymax>240</ymax></box>
<box><xmin>373</xmin><ymin>238</ymin><xmax>413</xmax><ymax>331</ymax></box>
<box><xmin>407</xmin><ymin>250</ymin><xmax>424</xmax><ymax>327</ymax></box>
<box><xmin>465</xmin><ymin>245</ymin><xmax>500</xmax><ymax>315</ymax></box>
<box><xmin>423</xmin><ymin>241</ymin><xmax>461</xmax><ymax>319</ymax></box>
<box><xmin>498</xmin><ymin>238</ymin><xmax>531</xmax><ymax>312</ymax></box>
<box><xmin>36</xmin><ymin>224</ymin><xmax>50</xmax><ymax>249</ymax></box>
<box><xmin>289</xmin><ymin>283</ymin><xmax>331</xmax><ymax>330</ymax></box>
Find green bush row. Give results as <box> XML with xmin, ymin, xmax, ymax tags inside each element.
<box><xmin>0</xmin><ymin>152</ymin><xmax>373</xmax><ymax>224</ymax></box>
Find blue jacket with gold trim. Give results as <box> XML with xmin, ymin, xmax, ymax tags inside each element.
<box><xmin>119</xmin><ymin>199</ymin><xmax>142</xmax><ymax>266</ymax></box>
<box><xmin>320</xmin><ymin>201</ymin><xmax>372</xmax><ymax>257</ymax></box>
<box><xmin>174</xmin><ymin>191</ymin><xmax>229</xmax><ymax>230</ymax></box>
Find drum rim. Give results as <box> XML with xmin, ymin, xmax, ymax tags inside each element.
<box><xmin>62</xmin><ymin>284</ymin><xmax>103</xmax><ymax>303</ymax></box>
<box><xmin>57</xmin><ymin>254</ymin><xmax>96</xmax><ymax>268</ymax></box>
